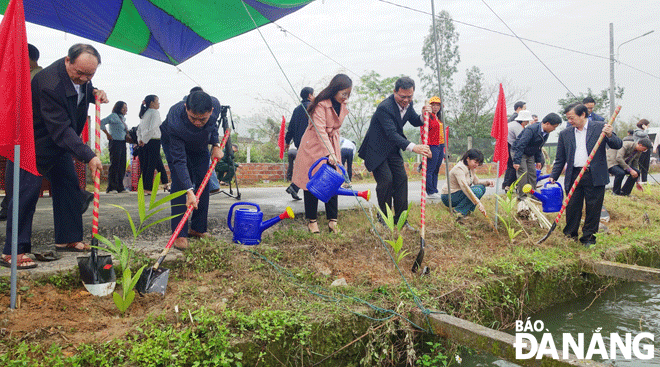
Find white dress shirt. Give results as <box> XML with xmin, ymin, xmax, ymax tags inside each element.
<box><xmin>573</xmin><ymin>119</ymin><xmax>589</xmax><ymax>167</ymax></box>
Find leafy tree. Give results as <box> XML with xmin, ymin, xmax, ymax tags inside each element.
<box><xmin>556</xmin><ymin>87</ymin><xmax>624</xmax><ymax>117</ymax></box>
<box><xmin>417</xmin><ymin>10</ymin><xmax>460</xmax><ymax>99</ymax></box>
<box><xmin>343</xmin><ymin>71</ymin><xmax>402</xmax><ymax>145</ymax></box>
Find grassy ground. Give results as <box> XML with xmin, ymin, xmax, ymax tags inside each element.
<box><xmin>2</xmin><ymin>185</ymin><xmax>660</xmax><ymax>366</ymax></box>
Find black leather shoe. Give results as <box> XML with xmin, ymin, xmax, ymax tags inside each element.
<box><xmin>81</xmin><ymin>190</ymin><xmax>94</xmax><ymax>214</ymax></box>
<box><xmin>286</xmin><ymin>185</ymin><xmax>301</xmax><ymax>201</ymax></box>
<box><xmin>0</xmin><ymin>206</ymin><xmax>7</xmax><ymax>221</ymax></box>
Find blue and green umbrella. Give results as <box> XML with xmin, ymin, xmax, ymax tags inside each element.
<box><xmin>0</xmin><ymin>0</ymin><xmax>313</xmax><ymax>64</ymax></box>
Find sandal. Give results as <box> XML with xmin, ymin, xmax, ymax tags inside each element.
<box><xmin>55</xmin><ymin>242</ymin><xmax>91</xmax><ymax>252</ymax></box>
<box><xmin>34</xmin><ymin>251</ymin><xmax>60</xmax><ymax>262</ymax></box>
<box><xmin>328</xmin><ymin>219</ymin><xmax>340</xmax><ymax>234</ymax></box>
<box><xmin>307</xmin><ymin>220</ymin><xmax>320</xmax><ymax>234</ymax></box>
<box><xmin>0</xmin><ymin>254</ymin><xmax>38</xmax><ymax>269</ymax></box>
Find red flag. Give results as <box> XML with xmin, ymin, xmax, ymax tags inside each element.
<box><xmin>0</xmin><ymin>0</ymin><xmax>38</xmax><ymax>176</ymax></box>
<box><xmin>278</xmin><ymin>115</ymin><xmax>286</xmax><ymax>160</ymax></box>
<box><xmin>490</xmin><ymin>83</ymin><xmax>508</xmax><ymax>177</ymax></box>
<box><xmin>81</xmin><ymin>117</ymin><xmax>89</xmax><ymax>144</ymax></box>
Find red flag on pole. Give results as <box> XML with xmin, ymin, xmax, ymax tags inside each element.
<box><xmin>490</xmin><ymin>83</ymin><xmax>508</xmax><ymax>177</ymax></box>
<box><xmin>0</xmin><ymin>0</ymin><xmax>38</xmax><ymax>176</ymax></box>
<box><xmin>278</xmin><ymin>115</ymin><xmax>286</xmax><ymax>160</ymax></box>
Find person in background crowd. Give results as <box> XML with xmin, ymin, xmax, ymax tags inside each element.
<box><xmin>161</xmin><ymin>91</ymin><xmax>223</xmax><ymax>250</ymax></box>
<box><xmin>421</xmin><ymin>96</ymin><xmax>445</xmax><ymax>200</ymax></box>
<box><xmin>2</xmin><ymin>44</ymin><xmax>108</xmax><ymax>269</ymax></box>
<box><xmin>101</xmin><ymin>101</ymin><xmax>129</xmax><ymax>193</ymax></box>
<box><xmin>607</xmin><ymin>138</ymin><xmax>652</xmax><ymax>196</ymax></box>
<box><xmin>633</xmin><ymin>118</ymin><xmax>651</xmax><ymax>184</ymax></box>
<box><xmin>216</xmin><ymin>144</ymin><xmax>240</xmax><ymax>186</ymax></box>
<box><xmin>340</xmin><ymin>137</ymin><xmax>356</xmax><ymax>182</ymax></box>
<box><xmin>623</xmin><ymin>129</ymin><xmax>634</xmax><ymax>142</ymax></box>
<box><xmin>441</xmin><ymin>149</ymin><xmax>494</xmax><ymax>218</ymax></box>
<box><xmin>508</xmin><ymin>100</ymin><xmax>526</xmax><ymax>122</ymax></box>
<box><xmin>285</xmin><ymin>87</ymin><xmax>314</xmax><ymax>201</ymax></box>
<box><xmin>358</xmin><ymin>77</ymin><xmax>431</xmax><ymax>230</ymax></box>
<box><xmin>292</xmin><ymin>74</ymin><xmax>351</xmax><ymax>234</ymax></box>
<box><xmin>550</xmin><ymin>103</ymin><xmax>622</xmax><ymax>247</ymax></box>
<box><xmin>137</xmin><ymin>95</ymin><xmax>163</xmax><ymax>194</ymax></box>
<box><xmin>502</xmin><ymin>110</ymin><xmax>533</xmax><ymax>191</ymax></box>
<box><xmin>512</xmin><ymin>113</ymin><xmax>562</xmax><ymax>199</ymax></box>
<box><xmin>582</xmin><ymin>96</ymin><xmax>605</xmax><ymax>122</ymax></box>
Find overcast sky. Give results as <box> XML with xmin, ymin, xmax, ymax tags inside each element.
<box><xmin>18</xmin><ymin>0</ymin><xmax>660</xmax><ymax>136</ymax></box>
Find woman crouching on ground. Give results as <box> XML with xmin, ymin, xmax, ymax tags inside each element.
<box><xmin>440</xmin><ymin>149</ymin><xmax>494</xmax><ymax>218</ymax></box>
<box><xmin>291</xmin><ymin>73</ymin><xmax>352</xmax><ymax>234</ymax></box>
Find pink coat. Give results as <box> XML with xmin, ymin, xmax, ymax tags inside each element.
<box><xmin>292</xmin><ymin>99</ymin><xmax>349</xmax><ymax>190</ymax></box>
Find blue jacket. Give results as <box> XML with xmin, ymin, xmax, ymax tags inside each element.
<box><xmin>512</xmin><ymin>122</ymin><xmax>548</xmax><ymax>165</ymax></box>
<box><xmin>161</xmin><ymin>101</ymin><xmax>220</xmax><ymax>189</ymax></box>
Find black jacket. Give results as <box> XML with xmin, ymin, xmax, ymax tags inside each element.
<box><xmin>512</xmin><ymin>122</ymin><xmax>548</xmax><ymax>165</ymax></box>
<box><xmin>551</xmin><ymin>120</ymin><xmax>622</xmax><ymax>189</ymax></box>
<box><xmin>31</xmin><ymin>57</ymin><xmax>96</xmax><ymax>171</ymax></box>
<box><xmin>285</xmin><ymin>100</ymin><xmax>311</xmax><ymax>148</ymax></box>
<box><xmin>358</xmin><ymin>94</ymin><xmax>424</xmax><ymax>171</ymax></box>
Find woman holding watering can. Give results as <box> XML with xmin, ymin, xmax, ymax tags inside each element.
<box><xmin>291</xmin><ymin>74</ymin><xmax>352</xmax><ymax>234</ymax></box>
<box><xmin>440</xmin><ymin>149</ymin><xmax>494</xmax><ymax>218</ymax></box>
<box><xmin>421</xmin><ymin>96</ymin><xmax>445</xmax><ymax>200</ymax></box>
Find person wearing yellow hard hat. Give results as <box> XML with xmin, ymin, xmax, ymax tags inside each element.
<box><xmin>421</xmin><ymin>96</ymin><xmax>445</xmax><ymax>200</ymax></box>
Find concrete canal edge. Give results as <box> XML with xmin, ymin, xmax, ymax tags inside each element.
<box><xmin>410</xmin><ymin>309</ymin><xmax>607</xmax><ymax>367</ymax></box>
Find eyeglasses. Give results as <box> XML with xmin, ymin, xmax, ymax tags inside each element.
<box><xmin>339</xmin><ymin>92</ymin><xmax>351</xmax><ymax>99</ymax></box>
<box><xmin>395</xmin><ymin>93</ymin><xmax>413</xmax><ymax>101</ymax></box>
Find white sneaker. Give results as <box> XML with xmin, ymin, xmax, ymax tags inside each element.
<box><xmin>427</xmin><ymin>193</ymin><xmax>442</xmax><ymax>200</ymax></box>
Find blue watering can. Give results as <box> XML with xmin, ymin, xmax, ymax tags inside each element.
<box><xmin>306</xmin><ymin>157</ymin><xmax>348</xmax><ymax>203</ymax></box>
<box><xmin>522</xmin><ymin>182</ymin><xmax>563</xmax><ymax>213</ymax></box>
<box><xmin>536</xmin><ymin>169</ymin><xmax>551</xmax><ymax>182</ymax></box>
<box><xmin>227</xmin><ymin>202</ymin><xmax>294</xmax><ymax>245</ymax></box>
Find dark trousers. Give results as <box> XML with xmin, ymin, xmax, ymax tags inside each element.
<box><xmin>107</xmin><ymin>139</ymin><xmax>127</xmax><ymax>192</ymax></box>
<box><xmin>303</xmin><ymin>190</ymin><xmax>338</xmax><ymax>220</ymax></box>
<box><xmin>563</xmin><ymin>168</ymin><xmax>605</xmax><ymax>244</ymax></box>
<box><xmin>162</xmin><ymin>142</ymin><xmax>210</xmax><ymax>237</ymax></box>
<box><xmin>502</xmin><ymin>144</ymin><xmax>517</xmax><ymax>190</ymax></box>
<box><xmin>3</xmin><ymin>153</ymin><xmax>84</xmax><ymax>255</ymax></box>
<box><xmin>639</xmin><ymin>150</ymin><xmax>650</xmax><ymax>182</ymax></box>
<box><xmin>426</xmin><ymin>144</ymin><xmax>445</xmax><ymax>195</ymax></box>
<box><xmin>609</xmin><ymin>166</ymin><xmax>639</xmax><ymax>196</ymax></box>
<box><xmin>140</xmin><ymin>139</ymin><xmax>162</xmax><ymax>191</ymax></box>
<box><xmin>341</xmin><ymin>148</ymin><xmax>354</xmax><ymax>181</ymax></box>
<box><xmin>287</xmin><ymin>150</ymin><xmax>299</xmax><ymax>193</ymax></box>
<box><xmin>372</xmin><ymin>152</ymin><xmax>408</xmax><ymax>222</ymax></box>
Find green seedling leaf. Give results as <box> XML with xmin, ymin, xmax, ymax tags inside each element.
<box><xmin>108</xmin><ymin>204</ymin><xmax>137</xmax><ymax>239</ymax></box>
<box><xmin>149</xmin><ymin>172</ymin><xmax>161</xmax><ymax>209</ymax></box>
<box><xmin>150</xmin><ymin>190</ymin><xmax>188</xmax><ymax>210</ymax></box>
<box><xmin>139</xmin><ymin>214</ymin><xmax>185</xmax><ymax>234</ymax></box>
<box><xmin>112</xmin><ymin>292</ymin><xmax>128</xmax><ymax>313</ymax></box>
<box><xmin>128</xmin><ymin>265</ymin><xmax>147</xmax><ymax>292</ymax></box>
<box><xmin>397</xmin><ymin>249</ymin><xmax>410</xmax><ymax>264</ymax></box>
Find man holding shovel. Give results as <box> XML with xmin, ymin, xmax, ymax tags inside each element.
<box><xmin>161</xmin><ymin>91</ymin><xmax>224</xmax><ymax>251</ymax></box>
<box><xmin>2</xmin><ymin>44</ymin><xmax>108</xmax><ymax>269</ymax></box>
<box><xmin>549</xmin><ymin>103</ymin><xmax>621</xmax><ymax>247</ymax></box>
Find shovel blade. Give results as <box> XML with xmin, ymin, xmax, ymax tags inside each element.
<box><xmin>136</xmin><ymin>267</ymin><xmax>170</xmax><ymax>296</ymax></box>
<box><xmin>77</xmin><ymin>252</ymin><xmax>117</xmax><ymax>297</ymax></box>
<box><xmin>537</xmin><ymin>222</ymin><xmax>557</xmax><ymax>244</ymax></box>
<box><xmin>411</xmin><ymin>237</ymin><xmax>425</xmax><ymax>273</ymax></box>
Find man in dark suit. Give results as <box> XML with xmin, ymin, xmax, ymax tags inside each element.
<box><xmin>549</xmin><ymin>103</ymin><xmax>622</xmax><ymax>247</ymax></box>
<box><xmin>358</xmin><ymin>77</ymin><xmax>431</xmax><ymax>228</ymax></box>
<box><xmin>3</xmin><ymin>44</ymin><xmax>107</xmax><ymax>268</ymax></box>
<box><xmin>284</xmin><ymin>87</ymin><xmax>314</xmax><ymax>200</ymax></box>
<box><xmin>161</xmin><ymin>91</ymin><xmax>223</xmax><ymax>250</ymax></box>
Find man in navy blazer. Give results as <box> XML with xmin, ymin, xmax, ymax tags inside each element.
<box><xmin>3</xmin><ymin>44</ymin><xmax>108</xmax><ymax>267</ymax></box>
<box><xmin>550</xmin><ymin>103</ymin><xmax>622</xmax><ymax>247</ymax></box>
<box><xmin>358</xmin><ymin>77</ymin><xmax>431</xmax><ymax>227</ymax></box>
<box><xmin>161</xmin><ymin>91</ymin><xmax>223</xmax><ymax>250</ymax></box>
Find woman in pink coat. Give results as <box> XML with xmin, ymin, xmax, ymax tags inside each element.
<box><xmin>292</xmin><ymin>74</ymin><xmax>352</xmax><ymax>234</ymax></box>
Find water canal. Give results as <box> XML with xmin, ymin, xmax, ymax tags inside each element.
<box><xmin>460</xmin><ymin>281</ymin><xmax>660</xmax><ymax>366</ymax></box>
